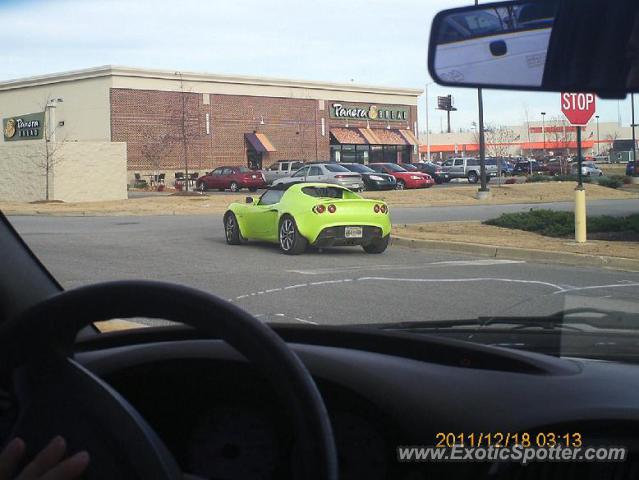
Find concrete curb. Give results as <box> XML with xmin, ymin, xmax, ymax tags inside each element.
<box><xmin>391</xmin><ymin>235</ymin><xmax>639</xmax><ymax>272</ymax></box>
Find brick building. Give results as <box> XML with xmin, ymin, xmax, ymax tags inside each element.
<box><xmin>0</xmin><ymin>66</ymin><xmax>422</xmax><ymax>186</ymax></box>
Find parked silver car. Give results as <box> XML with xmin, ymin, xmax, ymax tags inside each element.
<box><xmin>571</xmin><ymin>161</ymin><xmax>603</xmax><ymax>176</ymax></box>
<box><xmin>272</xmin><ymin>163</ymin><xmax>365</xmax><ymax>190</ymax></box>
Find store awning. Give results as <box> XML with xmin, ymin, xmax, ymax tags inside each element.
<box><xmin>330</xmin><ymin>128</ymin><xmax>367</xmax><ymax>145</ymax></box>
<box><xmin>358</xmin><ymin>128</ymin><xmax>382</xmax><ymax>144</ymax></box>
<box><xmin>399</xmin><ymin>129</ymin><xmax>419</xmax><ymax>146</ymax></box>
<box><xmin>245</xmin><ymin>132</ymin><xmax>276</xmax><ymax>153</ymax></box>
<box><xmin>370</xmin><ymin>128</ymin><xmax>409</xmax><ymax>145</ymax></box>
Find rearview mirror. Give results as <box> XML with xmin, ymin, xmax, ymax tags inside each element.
<box><xmin>245</xmin><ymin>196</ymin><xmax>254</xmax><ymax>204</ymax></box>
<box><xmin>428</xmin><ymin>0</ymin><xmax>639</xmax><ymax>97</ymax></box>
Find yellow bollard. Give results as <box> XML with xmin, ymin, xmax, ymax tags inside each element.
<box><xmin>574</xmin><ymin>187</ymin><xmax>587</xmax><ymax>243</ymax></box>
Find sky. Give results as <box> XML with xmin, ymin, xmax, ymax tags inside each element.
<box><xmin>0</xmin><ymin>0</ymin><xmax>634</xmax><ymax>132</ymax></box>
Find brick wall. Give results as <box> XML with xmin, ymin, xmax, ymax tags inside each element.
<box><xmin>111</xmin><ymin>88</ymin><xmax>328</xmax><ymax>171</ymax></box>
<box><xmin>110</xmin><ymin>88</ymin><xmax>418</xmax><ymax>171</ymax></box>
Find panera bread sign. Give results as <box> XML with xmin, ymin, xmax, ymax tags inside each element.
<box><xmin>330</xmin><ymin>103</ymin><xmax>409</xmax><ymax>122</ymax></box>
<box><xmin>3</xmin><ymin>112</ymin><xmax>45</xmax><ymax>141</ymax></box>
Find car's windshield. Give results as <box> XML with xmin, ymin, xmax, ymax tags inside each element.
<box><xmin>343</xmin><ymin>164</ymin><xmax>375</xmax><ymax>173</ymax></box>
<box><xmin>323</xmin><ymin>164</ymin><xmax>351</xmax><ymax>173</ymax></box>
<box><xmin>2</xmin><ymin>0</ymin><xmax>639</xmax><ymax>367</ymax></box>
<box><xmin>381</xmin><ymin>163</ymin><xmax>408</xmax><ymax>172</ymax></box>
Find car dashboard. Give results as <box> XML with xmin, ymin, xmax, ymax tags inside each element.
<box><xmin>73</xmin><ymin>325</ymin><xmax>639</xmax><ymax>480</ymax></box>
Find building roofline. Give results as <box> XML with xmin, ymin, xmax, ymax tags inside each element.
<box><xmin>0</xmin><ymin>65</ymin><xmax>423</xmax><ymax>97</ymax></box>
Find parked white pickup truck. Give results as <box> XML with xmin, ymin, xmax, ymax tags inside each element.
<box><xmin>262</xmin><ymin>160</ymin><xmax>305</xmax><ymax>184</ymax></box>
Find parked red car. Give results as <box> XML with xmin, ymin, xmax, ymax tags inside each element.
<box><xmin>368</xmin><ymin>163</ymin><xmax>434</xmax><ymax>189</ymax></box>
<box><xmin>196</xmin><ymin>166</ymin><xmax>266</xmax><ymax>192</ymax></box>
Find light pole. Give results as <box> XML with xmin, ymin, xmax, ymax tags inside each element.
<box><xmin>632</xmin><ymin>93</ymin><xmax>638</xmax><ymax>177</ymax></box>
<box><xmin>474</xmin><ymin>0</ymin><xmax>489</xmax><ymax>196</ymax></box>
<box><xmin>425</xmin><ymin>81</ymin><xmax>434</xmax><ymax>162</ymax></box>
<box><xmin>595</xmin><ymin>115</ymin><xmax>600</xmax><ymax>156</ymax></box>
<box><xmin>541</xmin><ymin>111</ymin><xmax>546</xmax><ymax>157</ymax></box>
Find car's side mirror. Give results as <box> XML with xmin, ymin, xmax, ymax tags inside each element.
<box><xmin>245</xmin><ymin>197</ymin><xmax>254</xmax><ymax>204</ymax></box>
<box><xmin>428</xmin><ymin>0</ymin><xmax>639</xmax><ymax>98</ymax></box>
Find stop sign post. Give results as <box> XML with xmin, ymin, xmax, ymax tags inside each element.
<box><xmin>561</xmin><ymin>92</ymin><xmax>596</xmax><ymax>243</ymax></box>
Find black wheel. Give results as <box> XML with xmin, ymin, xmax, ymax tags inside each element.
<box><xmin>363</xmin><ymin>235</ymin><xmax>390</xmax><ymax>254</ymax></box>
<box><xmin>467</xmin><ymin>171</ymin><xmax>479</xmax><ymax>183</ymax></box>
<box><xmin>248</xmin><ymin>187</ymin><xmax>258</xmax><ymax>192</ymax></box>
<box><xmin>224</xmin><ymin>212</ymin><xmax>242</xmax><ymax>245</ymax></box>
<box><xmin>229</xmin><ymin>181</ymin><xmax>240</xmax><ymax>192</ymax></box>
<box><xmin>279</xmin><ymin>216</ymin><xmax>308</xmax><ymax>255</ymax></box>
<box><xmin>196</xmin><ymin>181</ymin><xmax>208</xmax><ymax>192</ymax></box>
<box><xmin>395</xmin><ymin>180</ymin><xmax>406</xmax><ymax>190</ymax></box>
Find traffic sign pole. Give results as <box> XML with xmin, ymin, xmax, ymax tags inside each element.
<box><xmin>561</xmin><ymin>92</ymin><xmax>595</xmax><ymax>244</ymax></box>
<box><xmin>575</xmin><ymin>126</ymin><xmax>587</xmax><ymax>243</ymax></box>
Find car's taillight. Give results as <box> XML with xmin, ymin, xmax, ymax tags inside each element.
<box><xmin>380</xmin><ymin>204</ymin><xmax>388</xmax><ymax>214</ymax></box>
<box><xmin>374</xmin><ymin>204</ymin><xmax>380</xmax><ymax>213</ymax></box>
<box><xmin>313</xmin><ymin>205</ymin><xmax>326</xmax><ymax>214</ymax></box>
<box><xmin>328</xmin><ymin>204</ymin><xmax>337</xmax><ymax>213</ymax></box>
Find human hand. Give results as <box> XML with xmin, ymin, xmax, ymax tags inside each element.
<box><xmin>0</xmin><ymin>437</ymin><xmax>89</xmax><ymax>480</ymax></box>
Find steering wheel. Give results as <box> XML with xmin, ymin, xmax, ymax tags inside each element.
<box><xmin>0</xmin><ymin>281</ymin><xmax>338</xmax><ymax>480</ymax></box>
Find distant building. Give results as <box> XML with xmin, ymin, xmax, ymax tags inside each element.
<box><xmin>419</xmin><ymin>121</ymin><xmax>635</xmax><ymax>160</ymax></box>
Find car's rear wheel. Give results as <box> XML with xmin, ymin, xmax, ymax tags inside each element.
<box><xmin>363</xmin><ymin>235</ymin><xmax>389</xmax><ymax>254</ymax></box>
<box><xmin>395</xmin><ymin>180</ymin><xmax>405</xmax><ymax>190</ymax></box>
<box><xmin>224</xmin><ymin>212</ymin><xmax>242</xmax><ymax>245</ymax></box>
<box><xmin>279</xmin><ymin>216</ymin><xmax>307</xmax><ymax>255</ymax></box>
<box><xmin>197</xmin><ymin>181</ymin><xmax>208</xmax><ymax>192</ymax></box>
<box><xmin>230</xmin><ymin>181</ymin><xmax>240</xmax><ymax>192</ymax></box>
<box><xmin>467</xmin><ymin>171</ymin><xmax>479</xmax><ymax>183</ymax></box>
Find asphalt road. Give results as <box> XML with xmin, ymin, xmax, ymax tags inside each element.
<box><xmin>8</xmin><ymin>212</ymin><xmax>639</xmax><ymax>327</ymax></box>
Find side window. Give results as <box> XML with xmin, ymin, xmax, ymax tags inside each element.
<box><xmin>291</xmin><ymin>162</ymin><xmax>304</xmax><ymax>170</ymax></box>
<box><xmin>292</xmin><ymin>167</ymin><xmax>309</xmax><ymax>178</ymax></box>
<box><xmin>369</xmin><ymin>165</ymin><xmax>382</xmax><ymax>173</ymax></box>
<box><xmin>309</xmin><ymin>166</ymin><xmax>322</xmax><ymax>176</ymax></box>
<box><xmin>280</xmin><ymin>162</ymin><xmax>289</xmax><ymax>171</ymax></box>
<box><xmin>467</xmin><ymin>159</ymin><xmax>478</xmax><ymax>166</ymax></box>
<box><xmin>221</xmin><ymin>168</ymin><xmax>234</xmax><ymax>175</ymax></box>
<box><xmin>211</xmin><ymin>168</ymin><xmax>224</xmax><ymax>176</ymax></box>
<box><xmin>258</xmin><ymin>190</ymin><xmax>284</xmax><ymax>206</ymax></box>
<box><xmin>268</xmin><ymin>163</ymin><xmax>279</xmax><ymax>171</ymax></box>
<box><xmin>454</xmin><ymin>159</ymin><xmax>464</xmax><ymax>166</ymax></box>
<box><xmin>443</xmin><ymin>160</ymin><xmax>453</xmax><ymax>167</ymax></box>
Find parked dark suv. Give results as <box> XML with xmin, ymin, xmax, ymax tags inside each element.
<box><xmin>411</xmin><ymin>162</ymin><xmax>449</xmax><ymax>183</ymax></box>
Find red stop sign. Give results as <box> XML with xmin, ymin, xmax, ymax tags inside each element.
<box><xmin>561</xmin><ymin>92</ymin><xmax>596</xmax><ymax>126</ymax></box>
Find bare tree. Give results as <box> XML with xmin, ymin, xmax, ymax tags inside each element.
<box><xmin>472</xmin><ymin>123</ymin><xmax>517</xmax><ymax>157</ymax></box>
<box><xmin>601</xmin><ymin>131</ymin><xmax>619</xmax><ymax>156</ymax></box>
<box><xmin>547</xmin><ymin>116</ymin><xmax>575</xmax><ymax>158</ymax></box>
<box><xmin>141</xmin><ymin>129</ymin><xmax>172</xmax><ymax>179</ymax></box>
<box><xmin>30</xmin><ymin>96</ymin><xmax>66</xmax><ymax>201</ymax></box>
<box><xmin>168</xmin><ymin>72</ymin><xmax>202</xmax><ymax>191</ymax></box>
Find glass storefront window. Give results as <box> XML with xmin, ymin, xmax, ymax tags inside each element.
<box><xmin>383</xmin><ymin>145</ymin><xmax>397</xmax><ymax>163</ymax></box>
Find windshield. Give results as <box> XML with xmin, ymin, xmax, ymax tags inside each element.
<box><xmin>2</xmin><ymin>0</ymin><xmax>639</xmax><ymax>367</ymax></box>
<box><xmin>323</xmin><ymin>164</ymin><xmax>351</xmax><ymax>173</ymax></box>
<box><xmin>381</xmin><ymin>163</ymin><xmax>408</xmax><ymax>172</ymax></box>
<box><xmin>343</xmin><ymin>164</ymin><xmax>375</xmax><ymax>173</ymax></box>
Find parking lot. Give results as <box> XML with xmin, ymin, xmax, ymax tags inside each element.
<box><xmin>9</xmin><ymin>213</ymin><xmax>639</xmax><ymax>327</ymax></box>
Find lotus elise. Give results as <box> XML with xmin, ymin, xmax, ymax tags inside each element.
<box><xmin>223</xmin><ymin>183</ymin><xmax>391</xmax><ymax>254</ymax></box>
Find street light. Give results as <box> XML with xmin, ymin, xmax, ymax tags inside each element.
<box><xmin>541</xmin><ymin>111</ymin><xmax>546</xmax><ymax>157</ymax></box>
<box><xmin>595</xmin><ymin>115</ymin><xmax>600</xmax><ymax>156</ymax></box>
<box><xmin>425</xmin><ymin>81</ymin><xmax>435</xmax><ymax>162</ymax></box>
<box><xmin>632</xmin><ymin>94</ymin><xmax>638</xmax><ymax>177</ymax></box>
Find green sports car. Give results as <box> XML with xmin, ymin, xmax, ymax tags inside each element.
<box><xmin>223</xmin><ymin>183</ymin><xmax>391</xmax><ymax>254</ymax></box>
